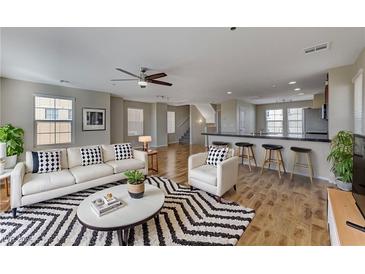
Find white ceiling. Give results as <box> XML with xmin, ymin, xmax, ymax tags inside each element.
<box><xmin>1</xmin><ymin>28</ymin><xmax>365</xmax><ymax>105</ymax></box>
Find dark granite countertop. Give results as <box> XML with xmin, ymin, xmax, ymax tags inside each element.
<box><xmin>201</xmin><ymin>131</ymin><xmax>331</xmax><ymax>143</ymax></box>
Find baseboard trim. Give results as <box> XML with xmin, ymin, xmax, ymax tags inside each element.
<box><xmin>240</xmin><ymin>161</ymin><xmax>331</xmax><ymax>183</ymax></box>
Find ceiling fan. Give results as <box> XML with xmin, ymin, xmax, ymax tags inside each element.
<box><xmin>111</xmin><ymin>67</ymin><xmax>172</xmax><ymax>88</ymax></box>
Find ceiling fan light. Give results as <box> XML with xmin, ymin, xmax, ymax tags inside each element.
<box><xmin>138</xmin><ymin>80</ymin><xmax>148</xmax><ymax>87</ymax></box>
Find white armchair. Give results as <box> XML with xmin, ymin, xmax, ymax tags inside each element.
<box><xmin>188</xmin><ymin>150</ymin><xmax>239</xmax><ymax>200</ymax></box>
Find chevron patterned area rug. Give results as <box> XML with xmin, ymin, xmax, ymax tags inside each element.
<box><xmin>0</xmin><ymin>176</ymin><xmax>255</xmax><ymax>246</ymax></box>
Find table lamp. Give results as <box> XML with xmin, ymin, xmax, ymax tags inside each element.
<box><xmin>138</xmin><ymin>136</ymin><xmax>152</xmax><ymax>151</ymax></box>
<box><xmin>0</xmin><ymin>143</ymin><xmax>6</xmax><ymax>174</ymax></box>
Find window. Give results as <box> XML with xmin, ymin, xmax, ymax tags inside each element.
<box><xmin>353</xmin><ymin>70</ymin><xmax>363</xmax><ymax>134</ymax></box>
<box><xmin>287</xmin><ymin>108</ymin><xmax>303</xmax><ymax>134</ymax></box>
<box><xmin>167</xmin><ymin>111</ymin><xmax>175</xmax><ymax>134</ymax></box>
<box><xmin>128</xmin><ymin>108</ymin><xmax>143</xmax><ymax>136</ymax></box>
<box><xmin>266</xmin><ymin>109</ymin><xmax>283</xmax><ymax>133</ymax></box>
<box><xmin>34</xmin><ymin>95</ymin><xmax>74</xmax><ymax>145</ymax></box>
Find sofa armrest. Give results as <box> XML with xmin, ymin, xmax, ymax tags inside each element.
<box><xmin>188</xmin><ymin>152</ymin><xmax>208</xmax><ymax>171</ymax></box>
<box><xmin>10</xmin><ymin>162</ymin><xmax>26</xmax><ymax>209</ymax></box>
<box><xmin>133</xmin><ymin>149</ymin><xmax>148</xmax><ymax>175</ymax></box>
<box><xmin>217</xmin><ymin>156</ymin><xmax>239</xmax><ymax>197</ymax></box>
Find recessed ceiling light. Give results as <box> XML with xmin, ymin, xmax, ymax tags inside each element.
<box><xmin>230</xmin><ymin>27</ymin><xmax>237</xmax><ymax>31</ymax></box>
<box><xmin>288</xmin><ymin>81</ymin><xmax>296</xmax><ymax>85</ymax></box>
<box><xmin>298</xmin><ymin>92</ymin><xmax>305</xmax><ymax>96</ymax></box>
<box><xmin>227</xmin><ymin>91</ymin><xmax>232</xmax><ymax>94</ymax></box>
<box><xmin>294</xmin><ymin>88</ymin><xmax>301</xmax><ymax>91</ymax></box>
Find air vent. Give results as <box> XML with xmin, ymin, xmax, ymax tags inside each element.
<box><xmin>304</xmin><ymin>42</ymin><xmax>330</xmax><ymax>54</ymax></box>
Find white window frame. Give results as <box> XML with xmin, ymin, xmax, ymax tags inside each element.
<box><xmin>265</xmin><ymin>109</ymin><xmax>284</xmax><ymax>134</ymax></box>
<box><xmin>353</xmin><ymin>69</ymin><xmax>364</xmax><ymax>135</ymax></box>
<box><xmin>167</xmin><ymin>111</ymin><xmax>176</xmax><ymax>134</ymax></box>
<box><xmin>127</xmin><ymin>108</ymin><xmax>144</xmax><ymax>136</ymax></box>
<box><xmin>33</xmin><ymin>94</ymin><xmax>75</xmax><ymax>147</ymax></box>
<box><xmin>287</xmin><ymin>107</ymin><xmax>304</xmax><ymax>134</ymax></box>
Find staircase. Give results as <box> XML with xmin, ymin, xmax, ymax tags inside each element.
<box><xmin>194</xmin><ymin>103</ymin><xmax>216</xmax><ymax>123</ymax></box>
<box><xmin>179</xmin><ymin>128</ymin><xmax>190</xmax><ymax>144</ymax></box>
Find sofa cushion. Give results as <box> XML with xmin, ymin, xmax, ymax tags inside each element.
<box><xmin>189</xmin><ymin>164</ymin><xmax>217</xmax><ymax>186</ymax></box>
<box><xmin>26</xmin><ymin>148</ymin><xmax>68</xmax><ymax>173</ymax></box>
<box><xmin>67</xmin><ymin>145</ymin><xmax>104</xmax><ymax>168</ymax></box>
<box><xmin>101</xmin><ymin>144</ymin><xmax>116</xmax><ymax>162</ymax></box>
<box><xmin>22</xmin><ymin>170</ymin><xmax>75</xmax><ymax>196</ymax></box>
<box><xmin>69</xmin><ymin>164</ymin><xmax>114</xmax><ymax>184</ymax></box>
<box><xmin>106</xmin><ymin>159</ymin><xmax>145</xmax><ymax>174</ymax></box>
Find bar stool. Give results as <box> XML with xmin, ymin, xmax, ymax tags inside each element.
<box><xmin>235</xmin><ymin>142</ymin><xmax>257</xmax><ymax>171</ymax></box>
<box><xmin>212</xmin><ymin>141</ymin><xmax>230</xmax><ymax>147</ymax></box>
<box><xmin>290</xmin><ymin>147</ymin><xmax>313</xmax><ymax>183</ymax></box>
<box><xmin>260</xmin><ymin>144</ymin><xmax>286</xmax><ymax>178</ymax></box>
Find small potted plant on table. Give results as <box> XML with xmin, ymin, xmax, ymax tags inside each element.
<box><xmin>327</xmin><ymin>130</ymin><xmax>353</xmax><ymax>191</ymax></box>
<box><xmin>124</xmin><ymin>170</ymin><xmax>145</xmax><ymax>199</ymax></box>
<box><xmin>0</xmin><ymin>124</ymin><xmax>24</xmax><ymax>168</ymax></box>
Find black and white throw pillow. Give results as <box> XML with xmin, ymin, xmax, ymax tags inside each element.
<box><xmin>80</xmin><ymin>146</ymin><xmax>102</xmax><ymax>166</ymax></box>
<box><xmin>206</xmin><ymin>145</ymin><xmax>229</xmax><ymax>166</ymax></box>
<box><xmin>114</xmin><ymin>143</ymin><xmax>133</xmax><ymax>160</ymax></box>
<box><xmin>32</xmin><ymin>151</ymin><xmax>61</xmax><ymax>173</ymax></box>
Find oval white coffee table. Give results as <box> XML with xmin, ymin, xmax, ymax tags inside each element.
<box><xmin>77</xmin><ymin>183</ymin><xmax>165</xmax><ymax>246</ymax></box>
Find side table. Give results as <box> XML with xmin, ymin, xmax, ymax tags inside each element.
<box><xmin>0</xmin><ymin>169</ymin><xmax>12</xmax><ymax>197</ymax></box>
<box><xmin>147</xmin><ymin>150</ymin><xmax>158</xmax><ymax>173</ymax></box>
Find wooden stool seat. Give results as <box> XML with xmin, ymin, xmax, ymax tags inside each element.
<box><xmin>262</xmin><ymin>144</ymin><xmax>283</xmax><ymax>150</ymax></box>
<box><xmin>260</xmin><ymin>144</ymin><xmax>286</xmax><ymax>178</ymax></box>
<box><xmin>290</xmin><ymin>146</ymin><xmax>313</xmax><ymax>183</ymax></box>
<box><xmin>290</xmin><ymin>146</ymin><xmax>311</xmax><ymax>153</ymax></box>
<box><xmin>212</xmin><ymin>141</ymin><xmax>229</xmax><ymax>147</ymax></box>
<box><xmin>235</xmin><ymin>142</ymin><xmax>256</xmax><ymax>171</ymax></box>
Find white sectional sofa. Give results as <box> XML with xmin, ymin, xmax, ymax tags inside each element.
<box><xmin>10</xmin><ymin>144</ymin><xmax>148</xmax><ymax>217</ymax></box>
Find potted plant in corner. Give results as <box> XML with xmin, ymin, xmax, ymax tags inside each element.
<box><xmin>124</xmin><ymin>170</ymin><xmax>145</xmax><ymax>199</ymax></box>
<box><xmin>0</xmin><ymin>124</ymin><xmax>24</xmax><ymax>169</ymax></box>
<box><xmin>327</xmin><ymin>130</ymin><xmax>353</xmax><ymax>191</ymax></box>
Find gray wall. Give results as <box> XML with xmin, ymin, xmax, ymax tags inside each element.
<box><xmin>151</xmin><ymin>103</ymin><xmax>168</xmax><ymax>147</ymax></box>
<box><xmin>221</xmin><ymin>99</ymin><xmax>256</xmax><ymax>133</ymax></box>
<box><xmin>221</xmin><ymin>99</ymin><xmax>237</xmax><ymax>132</ymax></box>
<box><xmin>255</xmin><ymin>100</ymin><xmax>313</xmax><ymax>134</ymax></box>
<box><xmin>190</xmin><ymin>105</ymin><xmax>206</xmax><ymax>145</ymax></box>
<box><xmin>167</xmin><ymin>105</ymin><xmax>190</xmax><ymax>144</ymax></box>
<box><xmin>353</xmin><ymin>47</ymin><xmax>365</xmax><ymax>135</ymax></box>
<box><xmin>328</xmin><ymin>65</ymin><xmax>354</xmax><ymax>138</ymax></box>
<box><xmin>0</xmin><ymin>77</ymin><xmax>111</xmax><ymax>153</ymax></box>
<box><xmin>326</xmin><ymin>48</ymin><xmax>365</xmax><ymax>138</ymax></box>
<box><xmin>110</xmin><ymin>96</ymin><xmax>124</xmax><ymax>144</ymax></box>
<box><xmin>0</xmin><ymin>77</ymin><xmax>3</xmax><ymax>124</ymax></box>
<box><xmin>237</xmin><ymin>100</ymin><xmax>256</xmax><ymax>133</ymax></box>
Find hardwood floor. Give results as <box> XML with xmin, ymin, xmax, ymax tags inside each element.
<box><xmin>153</xmin><ymin>144</ymin><xmax>331</xmax><ymax>246</ymax></box>
<box><xmin>0</xmin><ymin>143</ymin><xmax>331</xmax><ymax>245</ymax></box>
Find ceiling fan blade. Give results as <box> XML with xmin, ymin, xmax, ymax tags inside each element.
<box><xmin>115</xmin><ymin>68</ymin><xmax>139</xmax><ymax>78</ymax></box>
<box><xmin>110</xmin><ymin>79</ymin><xmax>136</xmax><ymax>81</ymax></box>
<box><xmin>148</xmin><ymin>79</ymin><xmax>173</xmax><ymax>86</ymax></box>
<box><xmin>145</xmin><ymin>73</ymin><xmax>167</xmax><ymax>80</ymax></box>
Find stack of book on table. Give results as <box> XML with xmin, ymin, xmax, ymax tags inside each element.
<box><xmin>91</xmin><ymin>193</ymin><xmax>124</xmax><ymax>217</ymax></box>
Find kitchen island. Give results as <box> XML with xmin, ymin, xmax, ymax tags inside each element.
<box><xmin>202</xmin><ymin>131</ymin><xmax>332</xmax><ymax>181</ymax></box>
